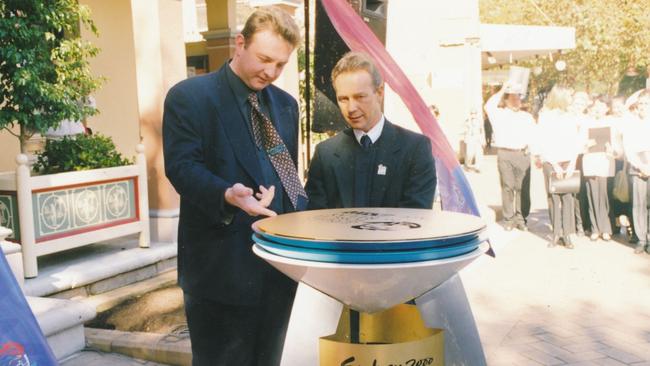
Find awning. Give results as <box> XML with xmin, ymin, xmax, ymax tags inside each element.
<box><xmin>480</xmin><ymin>23</ymin><xmax>575</xmax><ymax>68</ymax></box>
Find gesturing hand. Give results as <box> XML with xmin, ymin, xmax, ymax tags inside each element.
<box><xmin>225</xmin><ymin>183</ymin><xmax>277</xmax><ymax>217</ymax></box>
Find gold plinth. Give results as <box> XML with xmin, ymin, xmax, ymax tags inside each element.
<box><xmin>319</xmin><ymin>304</ymin><xmax>444</xmax><ymax>366</ymax></box>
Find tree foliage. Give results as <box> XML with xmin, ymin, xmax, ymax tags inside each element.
<box><xmin>0</xmin><ymin>0</ymin><xmax>103</xmax><ymax>147</ymax></box>
<box><xmin>480</xmin><ymin>0</ymin><xmax>650</xmax><ymax>96</ymax></box>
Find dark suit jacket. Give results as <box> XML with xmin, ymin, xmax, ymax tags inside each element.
<box><xmin>305</xmin><ymin>120</ymin><xmax>436</xmax><ymax>209</ymax></box>
<box><xmin>163</xmin><ymin>64</ymin><xmax>302</xmax><ymax>306</ymax></box>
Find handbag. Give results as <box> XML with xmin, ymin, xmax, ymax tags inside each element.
<box><xmin>612</xmin><ymin>162</ymin><xmax>630</xmax><ymax>202</ymax></box>
<box><xmin>549</xmin><ymin>170</ymin><xmax>581</xmax><ymax>194</ymax></box>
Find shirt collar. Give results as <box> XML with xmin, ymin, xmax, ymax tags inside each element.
<box><xmin>353</xmin><ymin>115</ymin><xmax>385</xmax><ymax>145</ymax></box>
<box><xmin>226</xmin><ymin>62</ymin><xmax>256</xmax><ymax>108</ymax></box>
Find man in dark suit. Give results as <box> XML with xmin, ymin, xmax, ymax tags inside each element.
<box><xmin>306</xmin><ymin>52</ymin><xmax>436</xmax><ymax>209</ymax></box>
<box><xmin>162</xmin><ymin>8</ymin><xmax>305</xmax><ymax>366</ymax></box>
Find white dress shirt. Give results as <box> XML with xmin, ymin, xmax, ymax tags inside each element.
<box><xmin>484</xmin><ymin>91</ymin><xmax>535</xmax><ymax>150</ymax></box>
<box><xmin>623</xmin><ymin>116</ymin><xmax>650</xmax><ymax>175</ymax></box>
<box><xmin>535</xmin><ymin>109</ymin><xmax>582</xmax><ymax>164</ymax></box>
<box><xmin>353</xmin><ymin>115</ymin><xmax>385</xmax><ymax>146</ymax></box>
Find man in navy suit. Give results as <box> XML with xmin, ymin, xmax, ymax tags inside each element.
<box><xmin>306</xmin><ymin>52</ymin><xmax>436</xmax><ymax>209</ymax></box>
<box><xmin>163</xmin><ymin>8</ymin><xmax>305</xmax><ymax>366</ymax></box>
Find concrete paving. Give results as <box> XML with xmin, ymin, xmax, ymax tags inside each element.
<box><xmin>462</xmin><ymin>154</ymin><xmax>650</xmax><ymax>365</ymax></box>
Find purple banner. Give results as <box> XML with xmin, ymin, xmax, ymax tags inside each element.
<box><xmin>0</xmin><ymin>250</ymin><xmax>57</xmax><ymax>365</ymax></box>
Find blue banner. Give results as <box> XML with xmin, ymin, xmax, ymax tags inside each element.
<box><xmin>0</xmin><ymin>251</ymin><xmax>57</xmax><ymax>366</ymax></box>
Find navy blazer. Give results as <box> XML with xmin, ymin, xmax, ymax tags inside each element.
<box><xmin>163</xmin><ymin>64</ymin><xmax>301</xmax><ymax>305</ymax></box>
<box><xmin>305</xmin><ymin>120</ymin><xmax>436</xmax><ymax>209</ymax></box>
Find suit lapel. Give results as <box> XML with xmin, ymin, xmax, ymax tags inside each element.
<box><xmin>213</xmin><ymin>66</ymin><xmax>263</xmax><ymax>186</ymax></box>
<box><xmin>370</xmin><ymin>121</ymin><xmax>401</xmax><ymax>206</ymax></box>
<box><xmin>334</xmin><ymin>130</ymin><xmax>356</xmax><ymax>207</ymax></box>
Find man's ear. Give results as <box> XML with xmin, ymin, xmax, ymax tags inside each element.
<box><xmin>234</xmin><ymin>34</ymin><xmax>246</xmax><ymax>53</ymax></box>
<box><xmin>376</xmin><ymin>84</ymin><xmax>385</xmax><ymax>99</ymax></box>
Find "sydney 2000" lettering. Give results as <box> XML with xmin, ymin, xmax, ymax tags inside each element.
<box><xmin>340</xmin><ymin>356</ymin><xmax>436</xmax><ymax>366</ymax></box>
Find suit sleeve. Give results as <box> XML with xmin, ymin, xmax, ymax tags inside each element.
<box><xmin>399</xmin><ymin>136</ymin><xmax>437</xmax><ymax>209</ymax></box>
<box><xmin>304</xmin><ymin>145</ymin><xmax>328</xmax><ymax>210</ymax></box>
<box><xmin>163</xmin><ymin>85</ymin><xmax>235</xmax><ymax>225</ymax></box>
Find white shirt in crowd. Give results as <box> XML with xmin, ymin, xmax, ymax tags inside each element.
<box><xmin>623</xmin><ymin>116</ymin><xmax>650</xmax><ymax>175</ymax></box>
<box><xmin>581</xmin><ymin>117</ymin><xmax>619</xmax><ymax>177</ymax></box>
<box><xmin>484</xmin><ymin>90</ymin><xmax>535</xmax><ymax>150</ymax></box>
<box><xmin>535</xmin><ymin>109</ymin><xmax>582</xmax><ymax>164</ymax></box>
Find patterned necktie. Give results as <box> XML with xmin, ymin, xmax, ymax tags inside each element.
<box><xmin>248</xmin><ymin>93</ymin><xmax>306</xmax><ymax>209</ymax></box>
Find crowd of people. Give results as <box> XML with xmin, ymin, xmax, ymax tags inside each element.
<box><xmin>485</xmin><ymin>83</ymin><xmax>650</xmax><ymax>254</ymax></box>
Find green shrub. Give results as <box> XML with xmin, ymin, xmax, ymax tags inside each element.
<box><xmin>33</xmin><ymin>134</ymin><xmax>132</xmax><ymax>174</ymax></box>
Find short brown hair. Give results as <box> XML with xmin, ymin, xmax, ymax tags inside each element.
<box><xmin>331</xmin><ymin>52</ymin><xmax>383</xmax><ymax>90</ymax></box>
<box><xmin>241</xmin><ymin>7</ymin><xmax>300</xmax><ymax>48</ymax></box>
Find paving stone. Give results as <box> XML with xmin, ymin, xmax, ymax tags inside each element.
<box><xmin>593</xmin><ymin>358</ymin><xmax>629</xmax><ymax>366</ymax></box>
<box><xmin>596</xmin><ymin>348</ymin><xmax>644</xmax><ymax>364</ymax></box>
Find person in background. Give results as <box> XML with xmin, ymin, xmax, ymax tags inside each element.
<box><xmin>463</xmin><ymin>109</ymin><xmax>485</xmax><ymax>172</ymax></box>
<box><xmin>568</xmin><ymin>91</ymin><xmax>591</xmax><ymax>236</ymax></box>
<box><xmin>534</xmin><ymin>85</ymin><xmax>581</xmax><ymax>248</ymax></box>
<box><xmin>623</xmin><ymin>90</ymin><xmax>650</xmax><ymax>254</ymax></box>
<box><xmin>581</xmin><ymin>96</ymin><xmax>619</xmax><ymax>242</ymax></box>
<box><xmin>162</xmin><ymin>8</ymin><xmax>304</xmax><ymax>365</ymax></box>
<box><xmin>608</xmin><ymin>96</ymin><xmax>634</xmax><ymax>239</ymax></box>
<box><xmin>484</xmin><ymin>82</ymin><xmax>535</xmax><ymax>231</ymax></box>
<box><xmin>45</xmin><ymin>96</ymin><xmax>95</xmax><ymax>138</ymax></box>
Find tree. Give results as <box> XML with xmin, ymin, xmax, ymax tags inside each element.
<box><xmin>480</xmin><ymin>0</ymin><xmax>650</xmax><ymax>96</ymax></box>
<box><xmin>0</xmin><ymin>0</ymin><xmax>103</xmax><ymax>151</ymax></box>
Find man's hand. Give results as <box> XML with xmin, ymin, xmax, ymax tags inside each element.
<box><xmin>225</xmin><ymin>183</ymin><xmax>277</xmax><ymax>217</ymax></box>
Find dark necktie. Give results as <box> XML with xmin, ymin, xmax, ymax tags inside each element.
<box><xmin>354</xmin><ymin>134</ymin><xmax>373</xmax><ymax>207</ymax></box>
<box><xmin>248</xmin><ymin>93</ymin><xmax>306</xmax><ymax>209</ymax></box>
<box><xmin>360</xmin><ymin>134</ymin><xmax>372</xmax><ymax>149</ymax></box>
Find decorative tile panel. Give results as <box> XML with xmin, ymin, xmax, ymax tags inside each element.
<box><xmin>33</xmin><ymin>178</ymin><xmax>137</xmax><ymax>241</ymax></box>
<box><xmin>0</xmin><ymin>192</ymin><xmax>19</xmax><ymax>241</ymax></box>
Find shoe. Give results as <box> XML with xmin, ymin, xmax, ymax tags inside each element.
<box><xmin>564</xmin><ymin>235</ymin><xmax>575</xmax><ymax>249</ymax></box>
<box><xmin>504</xmin><ymin>223</ymin><xmax>513</xmax><ymax>231</ymax></box>
<box><xmin>602</xmin><ymin>233</ymin><xmax>611</xmax><ymax>241</ymax></box>
<box><xmin>634</xmin><ymin>243</ymin><xmax>645</xmax><ymax>254</ymax></box>
<box><xmin>516</xmin><ymin>223</ymin><xmax>528</xmax><ymax>231</ymax></box>
<box><xmin>577</xmin><ymin>228</ymin><xmax>585</xmax><ymax>237</ymax></box>
<box><xmin>548</xmin><ymin>235</ymin><xmax>560</xmax><ymax>248</ymax></box>
<box><xmin>590</xmin><ymin>233</ymin><xmax>599</xmax><ymax>241</ymax></box>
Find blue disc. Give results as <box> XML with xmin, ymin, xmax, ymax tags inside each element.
<box><xmin>251</xmin><ymin>233</ymin><xmax>484</xmax><ymax>264</ymax></box>
<box><xmin>254</xmin><ymin>228</ymin><xmax>485</xmax><ymax>251</ymax></box>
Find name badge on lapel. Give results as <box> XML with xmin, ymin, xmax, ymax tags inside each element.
<box><xmin>377</xmin><ymin>164</ymin><xmax>387</xmax><ymax>176</ymax></box>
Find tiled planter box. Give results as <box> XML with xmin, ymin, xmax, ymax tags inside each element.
<box><xmin>0</xmin><ymin>145</ymin><xmax>150</xmax><ymax>278</ymax></box>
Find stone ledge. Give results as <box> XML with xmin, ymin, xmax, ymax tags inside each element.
<box><xmin>82</xmin><ymin>270</ymin><xmax>178</xmax><ymax>314</ymax></box>
<box><xmin>28</xmin><ymin>296</ymin><xmax>96</xmax><ymax>337</ymax></box>
<box><xmin>25</xmin><ymin>237</ymin><xmax>177</xmax><ymax>297</ymax></box>
<box><xmin>86</xmin><ymin>328</ymin><xmax>191</xmax><ymax>366</ymax></box>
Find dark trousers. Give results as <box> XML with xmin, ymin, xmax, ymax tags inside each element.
<box><xmin>497</xmin><ymin>149</ymin><xmax>530</xmax><ymax>224</ymax></box>
<box><xmin>543</xmin><ymin>163</ymin><xmax>575</xmax><ymax>237</ymax></box>
<box><xmin>586</xmin><ymin>176</ymin><xmax>612</xmax><ymax>235</ymax></box>
<box><xmin>183</xmin><ymin>273</ymin><xmax>296</xmax><ymax>366</ymax></box>
<box><xmin>632</xmin><ymin>175</ymin><xmax>650</xmax><ymax>244</ymax></box>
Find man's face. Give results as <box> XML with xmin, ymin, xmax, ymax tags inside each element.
<box><xmin>611</xmin><ymin>99</ymin><xmax>626</xmax><ymax>116</ymax></box>
<box><xmin>505</xmin><ymin>94</ymin><xmax>521</xmax><ymax>111</ymax></box>
<box><xmin>589</xmin><ymin>100</ymin><xmax>608</xmax><ymax>118</ymax></box>
<box><xmin>231</xmin><ymin>30</ymin><xmax>294</xmax><ymax>91</ymax></box>
<box><xmin>333</xmin><ymin>70</ymin><xmax>384</xmax><ymax>132</ymax></box>
<box><xmin>569</xmin><ymin>96</ymin><xmax>589</xmax><ymax>115</ymax></box>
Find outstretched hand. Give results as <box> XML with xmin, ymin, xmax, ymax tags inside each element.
<box><xmin>225</xmin><ymin>183</ymin><xmax>277</xmax><ymax>217</ymax></box>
